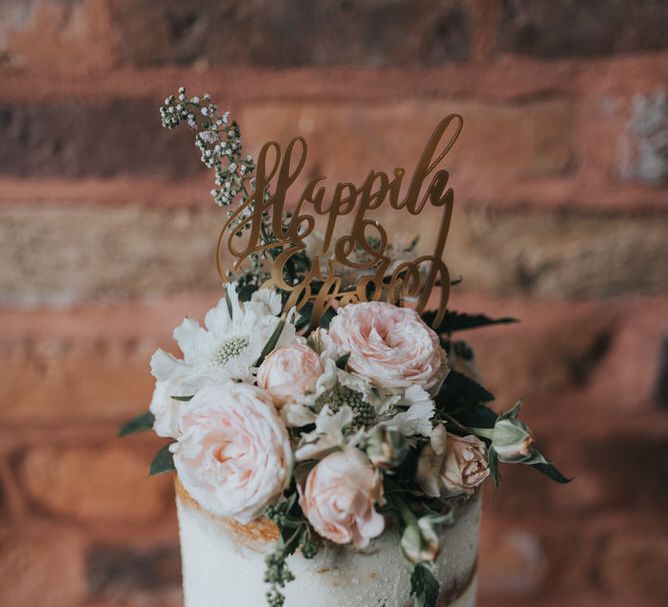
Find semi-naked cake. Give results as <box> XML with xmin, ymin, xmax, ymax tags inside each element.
<box><xmin>176</xmin><ymin>479</ymin><xmax>481</xmax><ymax>607</ymax></box>
<box><xmin>120</xmin><ymin>87</ymin><xmax>568</xmax><ymax>607</ymax></box>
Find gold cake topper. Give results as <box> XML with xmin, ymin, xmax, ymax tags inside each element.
<box><xmin>217</xmin><ymin>114</ymin><xmax>463</xmax><ymax>329</ymax></box>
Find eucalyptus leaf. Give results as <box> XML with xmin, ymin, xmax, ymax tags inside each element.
<box><xmin>149</xmin><ymin>443</ymin><xmax>176</xmax><ymax>476</ymax></box>
<box><xmin>118</xmin><ymin>410</ymin><xmax>155</xmax><ymax>437</ymax></box>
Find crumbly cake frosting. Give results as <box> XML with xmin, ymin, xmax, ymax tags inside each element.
<box><xmin>176</xmin><ymin>479</ymin><xmax>481</xmax><ymax>607</ymax></box>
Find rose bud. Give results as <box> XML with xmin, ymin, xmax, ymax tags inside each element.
<box><xmin>417</xmin><ymin>425</ymin><xmax>489</xmax><ymax>498</ymax></box>
<box><xmin>257</xmin><ymin>342</ymin><xmax>324</xmax><ymax>408</ymax></box>
<box><xmin>366</xmin><ymin>427</ymin><xmax>410</xmax><ymax>470</ymax></box>
<box><xmin>491</xmin><ymin>417</ymin><xmax>536</xmax><ymax>463</ymax></box>
<box><xmin>400</xmin><ymin>516</ymin><xmax>441</xmax><ymax>564</ymax></box>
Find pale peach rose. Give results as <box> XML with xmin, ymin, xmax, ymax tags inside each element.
<box><xmin>327</xmin><ymin>302</ymin><xmax>448</xmax><ymax>393</ymax></box>
<box><xmin>417</xmin><ymin>425</ymin><xmax>489</xmax><ymax>498</ymax></box>
<box><xmin>257</xmin><ymin>343</ymin><xmax>324</xmax><ymax>407</ymax></box>
<box><xmin>172</xmin><ymin>381</ymin><xmax>292</xmax><ymax>524</ymax></box>
<box><xmin>299</xmin><ymin>449</ymin><xmax>385</xmax><ymax>548</ymax></box>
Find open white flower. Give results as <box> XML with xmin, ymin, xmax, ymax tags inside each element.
<box><xmin>295</xmin><ymin>405</ymin><xmax>357</xmax><ymax>461</ymax></box>
<box><xmin>150</xmin><ymin>284</ymin><xmax>297</xmax><ymax>401</ymax></box>
<box><xmin>376</xmin><ymin>385</ymin><xmax>435</xmax><ymax>438</ymax></box>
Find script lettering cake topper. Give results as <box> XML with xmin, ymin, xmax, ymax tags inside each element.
<box><xmin>216</xmin><ymin>114</ymin><xmax>463</xmax><ymax>329</ymax></box>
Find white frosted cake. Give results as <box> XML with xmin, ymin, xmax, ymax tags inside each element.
<box><xmin>176</xmin><ymin>480</ymin><xmax>480</xmax><ymax>607</ymax></box>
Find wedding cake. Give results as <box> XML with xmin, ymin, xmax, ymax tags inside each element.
<box><xmin>176</xmin><ymin>479</ymin><xmax>480</xmax><ymax>607</ymax></box>
<box><xmin>120</xmin><ymin>86</ymin><xmax>568</xmax><ymax>607</ymax></box>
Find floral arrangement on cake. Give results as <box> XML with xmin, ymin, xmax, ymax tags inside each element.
<box><xmin>120</xmin><ymin>88</ymin><xmax>568</xmax><ymax>607</ymax></box>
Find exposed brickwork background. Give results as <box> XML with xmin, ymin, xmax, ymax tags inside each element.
<box><xmin>1</xmin><ymin>1</ymin><xmax>667</xmax><ymax>606</ymax></box>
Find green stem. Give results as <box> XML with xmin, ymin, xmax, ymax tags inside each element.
<box><xmin>391</xmin><ymin>492</ymin><xmax>418</xmax><ymax>527</ymax></box>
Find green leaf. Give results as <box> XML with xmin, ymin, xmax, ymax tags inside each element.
<box><xmin>224</xmin><ymin>288</ymin><xmax>234</xmax><ymax>318</ymax></box>
<box><xmin>236</xmin><ymin>283</ymin><xmax>259</xmax><ymax>302</ymax></box>
<box><xmin>149</xmin><ymin>443</ymin><xmax>176</xmax><ymax>476</ymax></box>
<box><xmin>498</xmin><ymin>400</ymin><xmax>523</xmax><ymax>421</ymax></box>
<box><xmin>410</xmin><ymin>563</ymin><xmax>440</xmax><ymax>607</ymax></box>
<box><xmin>436</xmin><ymin>370</ymin><xmax>495</xmax><ymax>414</ymax></box>
<box><xmin>531</xmin><ymin>460</ymin><xmax>572</xmax><ymax>484</ymax></box>
<box><xmin>118</xmin><ymin>410</ymin><xmax>155</xmax><ymax>437</ymax></box>
<box><xmin>455</xmin><ymin>404</ymin><xmax>498</xmax><ymax>429</ymax></box>
<box><xmin>422</xmin><ymin>310</ymin><xmax>517</xmax><ymax>334</ymax></box>
<box><xmin>318</xmin><ymin>307</ymin><xmax>337</xmax><ymax>329</ymax></box>
<box><xmin>255</xmin><ymin>319</ymin><xmax>286</xmax><ymax>367</ymax></box>
<box><xmin>295</xmin><ymin>302</ymin><xmax>314</xmax><ymax>331</ymax></box>
<box><xmin>335</xmin><ymin>352</ymin><xmax>350</xmax><ymax>369</ymax></box>
<box><xmin>171</xmin><ymin>394</ymin><xmax>194</xmax><ymax>402</ymax></box>
<box><xmin>488</xmin><ymin>445</ymin><xmax>500</xmax><ymax>488</ymax></box>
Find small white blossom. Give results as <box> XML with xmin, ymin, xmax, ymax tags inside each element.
<box><xmin>150</xmin><ymin>284</ymin><xmax>297</xmax><ymax>400</ymax></box>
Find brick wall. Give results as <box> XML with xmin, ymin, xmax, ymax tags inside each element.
<box><xmin>1</xmin><ymin>1</ymin><xmax>667</xmax><ymax>606</ymax></box>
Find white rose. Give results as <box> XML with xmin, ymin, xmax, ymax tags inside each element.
<box><xmin>327</xmin><ymin>302</ymin><xmax>448</xmax><ymax>394</ymax></box>
<box><xmin>299</xmin><ymin>448</ymin><xmax>385</xmax><ymax>548</ymax></box>
<box><xmin>257</xmin><ymin>343</ymin><xmax>324</xmax><ymax>408</ymax></box>
<box><xmin>172</xmin><ymin>381</ymin><xmax>292</xmax><ymax>524</ymax></box>
<box><xmin>417</xmin><ymin>425</ymin><xmax>489</xmax><ymax>498</ymax></box>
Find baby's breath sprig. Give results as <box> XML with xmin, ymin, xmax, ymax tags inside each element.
<box><xmin>160</xmin><ymin>86</ymin><xmax>255</xmax><ymax>210</ymax></box>
<box><xmin>160</xmin><ymin>86</ymin><xmax>277</xmax><ymax>292</ymax></box>
<box><xmin>264</xmin><ymin>493</ymin><xmax>317</xmax><ymax>607</ymax></box>
<box><xmin>159</xmin><ymin>87</ymin><xmax>313</xmax><ymax>312</ymax></box>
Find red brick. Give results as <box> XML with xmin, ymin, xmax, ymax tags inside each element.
<box><xmin>16</xmin><ymin>445</ymin><xmax>172</xmax><ymax>523</ymax></box>
<box><xmin>596</xmin><ymin>528</ymin><xmax>668</xmax><ymax>603</ymax></box>
<box><xmin>498</xmin><ymin>0</ymin><xmax>668</xmax><ymax>58</ymax></box>
<box><xmin>2</xmin><ymin>0</ymin><xmax>117</xmax><ymax>75</ymax></box>
<box><xmin>241</xmin><ymin>99</ymin><xmax>574</xmax><ymax>187</ymax></box>
<box><xmin>109</xmin><ymin>0</ymin><xmax>471</xmax><ymax>68</ymax></box>
<box><xmin>0</xmin><ymin>335</ymin><xmax>158</xmax><ymax>423</ymax></box>
<box><xmin>479</xmin><ymin>526</ymin><xmax>547</xmax><ymax>595</ymax></box>
<box><xmin>0</xmin><ymin>523</ymin><xmax>85</xmax><ymax>607</ymax></box>
<box><xmin>0</xmin><ymin>99</ymin><xmax>202</xmax><ymax>178</ymax></box>
<box><xmin>86</xmin><ymin>542</ymin><xmax>181</xmax><ymax>599</ymax></box>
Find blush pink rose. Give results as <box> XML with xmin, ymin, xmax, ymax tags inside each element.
<box><xmin>257</xmin><ymin>343</ymin><xmax>324</xmax><ymax>407</ymax></box>
<box><xmin>299</xmin><ymin>448</ymin><xmax>385</xmax><ymax>548</ymax></box>
<box><xmin>417</xmin><ymin>425</ymin><xmax>489</xmax><ymax>498</ymax></box>
<box><xmin>327</xmin><ymin>301</ymin><xmax>448</xmax><ymax>393</ymax></box>
<box><xmin>172</xmin><ymin>381</ymin><xmax>292</xmax><ymax>524</ymax></box>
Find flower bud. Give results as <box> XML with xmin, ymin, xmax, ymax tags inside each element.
<box><xmin>492</xmin><ymin>418</ymin><xmax>535</xmax><ymax>463</ymax></box>
<box><xmin>366</xmin><ymin>427</ymin><xmax>410</xmax><ymax>469</ymax></box>
<box><xmin>400</xmin><ymin>516</ymin><xmax>440</xmax><ymax>564</ymax></box>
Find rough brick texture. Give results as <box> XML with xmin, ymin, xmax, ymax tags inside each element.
<box><xmin>0</xmin><ymin>99</ymin><xmax>202</xmax><ymax>178</ymax></box>
<box><xmin>498</xmin><ymin>0</ymin><xmax>668</xmax><ymax>58</ymax></box>
<box><xmin>1</xmin><ymin>2</ymin><xmax>667</xmax><ymax>607</ymax></box>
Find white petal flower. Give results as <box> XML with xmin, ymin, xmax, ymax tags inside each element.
<box><xmin>377</xmin><ymin>385</ymin><xmax>435</xmax><ymax>438</ymax></box>
<box><xmin>150</xmin><ymin>284</ymin><xmax>298</xmax><ymax>397</ymax></box>
<box><xmin>295</xmin><ymin>405</ymin><xmax>357</xmax><ymax>461</ymax></box>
